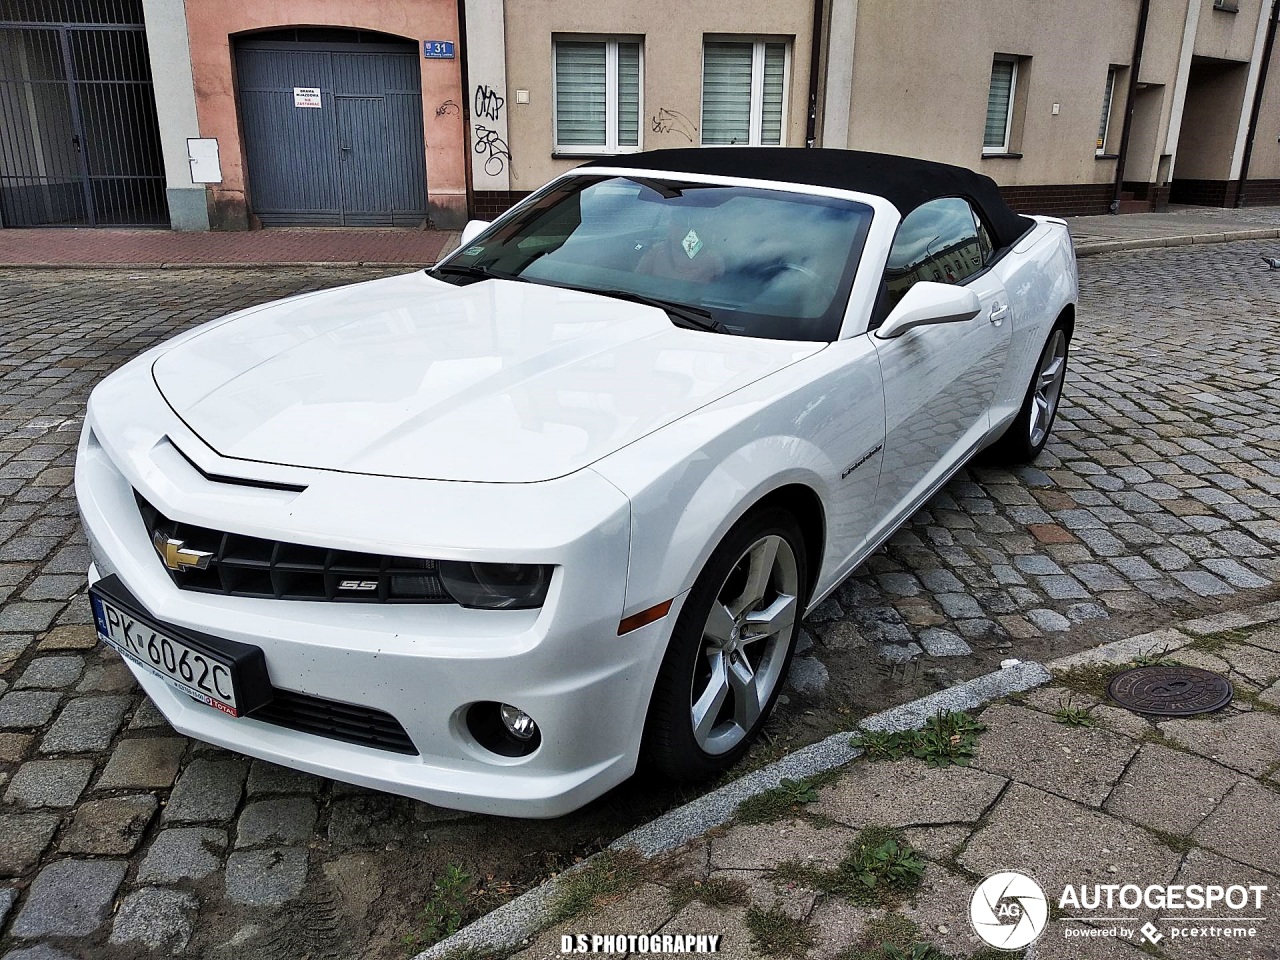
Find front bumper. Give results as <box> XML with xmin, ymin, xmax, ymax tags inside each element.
<box><xmin>76</xmin><ymin>365</ymin><xmax>675</xmax><ymax>818</ymax></box>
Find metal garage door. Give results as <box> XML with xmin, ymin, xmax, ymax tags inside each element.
<box><xmin>236</xmin><ymin>32</ymin><xmax>428</xmax><ymax>226</ymax></box>
<box><xmin>0</xmin><ymin>0</ymin><xmax>167</xmax><ymax>227</ymax></box>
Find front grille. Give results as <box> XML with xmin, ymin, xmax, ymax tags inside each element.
<box><xmin>252</xmin><ymin>689</ymin><xmax>419</xmax><ymax>755</ymax></box>
<box><xmin>136</xmin><ymin>492</ymin><xmax>452</xmax><ymax>603</ymax></box>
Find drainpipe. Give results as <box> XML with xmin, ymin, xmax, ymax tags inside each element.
<box><xmin>806</xmin><ymin>0</ymin><xmax>825</xmax><ymax>146</ymax></box>
<box><xmin>456</xmin><ymin>0</ymin><xmax>476</xmax><ymax>219</ymax></box>
<box><xmin>1237</xmin><ymin>0</ymin><xmax>1280</xmax><ymax>206</ymax></box>
<box><xmin>1112</xmin><ymin>0</ymin><xmax>1153</xmax><ymax>212</ymax></box>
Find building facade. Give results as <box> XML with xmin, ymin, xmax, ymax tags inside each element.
<box><xmin>2</xmin><ymin>0</ymin><xmax>1279</xmax><ymax>230</ymax></box>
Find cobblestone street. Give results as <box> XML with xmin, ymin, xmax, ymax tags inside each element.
<box><xmin>0</xmin><ymin>240</ymin><xmax>1278</xmax><ymax>958</ymax></box>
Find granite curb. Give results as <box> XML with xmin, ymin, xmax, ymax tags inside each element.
<box><xmin>1074</xmin><ymin>226</ymin><xmax>1280</xmax><ymax>256</ymax></box>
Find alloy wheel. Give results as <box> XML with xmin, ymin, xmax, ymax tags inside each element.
<box><xmin>689</xmin><ymin>534</ymin><xmax>799</xmax><ymax>756</ymax></box>
<box><xmin>1029</xmin><ymin>329</ymin><xmax>1068</xmax><ymax>448</ymax></box>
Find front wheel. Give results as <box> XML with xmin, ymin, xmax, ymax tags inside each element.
<box><xmin>642</xmin><ymin>508</ymin><xmax>808</xmax><ymax>781</ymax></box>
<box><xmin>986</xmin><ymin>325</ymin><xmax>1070</xmax><ymax>463</ymax></box>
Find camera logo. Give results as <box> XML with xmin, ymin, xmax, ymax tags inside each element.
<box><xmin>970</xmin><ymin>871</ymin><xmax>1049</xmax><ymax>950</ymax></box>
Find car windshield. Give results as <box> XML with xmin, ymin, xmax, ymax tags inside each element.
<box><xmin>436</xmin><ymin>175</ymin><xmax>875</xmax><ymax>341</ymax></box>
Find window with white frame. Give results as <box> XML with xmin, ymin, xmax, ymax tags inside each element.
<box><xmin>701</xmin><ymin>39</ymin><xmax>788</xmax><ymax>145</ymax></box>
<box><xmin>553</xmin><ymin>37</ymin><xmax>641</xmax><ymax>154</ymax></box>
<box><xmin>983</xmin><ymin>55</ymin><xmax>1018</xmax><ymax>153</ymax></box>
<box><xmin>1097</xmin><ymin>66</ymin><xmax>1118</xmax><ymax>154</ymax></box>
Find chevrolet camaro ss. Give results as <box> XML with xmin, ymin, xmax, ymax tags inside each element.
<box><xmin>75</xmin><ymin>149</ymin><xmax>1077</xmax><ymax>817</ymax></box>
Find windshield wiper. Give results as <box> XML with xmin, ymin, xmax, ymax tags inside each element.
<box><xmin>430</xmin><ymin>262</ymin><xmax>521</xmax><ymax>283</ymax></box>
<box><xmin>593</xmin><ymin>289</ymin><xmax>730</xmax><ymax>334</ymax></box>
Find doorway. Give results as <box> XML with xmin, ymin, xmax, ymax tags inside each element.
<box><xmin>235</xmin><ymin>29</ymin><xmax>428</xmax><ymax>226</ymax></box>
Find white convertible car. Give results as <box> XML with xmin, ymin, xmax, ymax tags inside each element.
<box><xmin>76</xmin><ymin>149</ymin><xmax>1076</xmax><ymax>817</ymax></box>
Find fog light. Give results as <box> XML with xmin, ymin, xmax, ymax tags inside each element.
<box><xmin>465</xmin><ymin>701</ymin><xmax>542</xmax><ymax>757</ymax></box>
<box><xmin>499</xmin><ymin>703</ymin><xmax>537</xmax><ymax>741</ymax></box>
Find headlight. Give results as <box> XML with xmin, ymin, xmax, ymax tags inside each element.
<box><xmin>438</xmin><ymin>561</ymin><xmax>553</xmax><ymax>610</ymax></box>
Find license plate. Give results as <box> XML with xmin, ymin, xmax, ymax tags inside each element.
<box><xmin>89</xmin><ymin>576</ymin><xmax>272</xmax><ymax>718</ymax></box>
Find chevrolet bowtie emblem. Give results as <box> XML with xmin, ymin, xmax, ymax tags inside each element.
<box><xmin>152</xmin><ymin>532</ymin><xmax>214</xmax><ymax>572</ymax></box>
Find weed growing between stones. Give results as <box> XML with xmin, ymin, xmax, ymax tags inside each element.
<box><xmin>546</xmin><ymin>849</ymin><xmax>648</xmax><ymax>925</ymax></box>
<box><xmin>403</xmin><ymin>863</ymin><xmax>471</xmax><ymax>950</ymax></box>
<box><xmin>1052</xmin><ymin>697</ymin><xmax>1098</xmax><ymax>727</ymax></box>
<box><xmin>744</xmin><ymin>905</ymin><xmax>815</xmax><ymax>957</ymax></box>
<box><xmin>666</xmin><ymin>873</ymin><xmax>750</xmax><ymax>912</ymax></box>
<box><xmin>734</xmin><ymin>770</ymin><xmax>841</xmax><ymax>824</ymax></box>
<box><xmin>852</xmin><ymin>711</ymin><xmax>985</xmax><ymax>767</ymax></box>
<box><xmin>775</xmin><ymin>826</ymin><xmax>925</xmax><ymax>906</ymax></box>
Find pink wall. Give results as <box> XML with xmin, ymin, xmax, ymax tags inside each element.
<box><xmin>184</xmin><ymin>0</ymin><xmax>468</xmax><ymax>229</ymax></box>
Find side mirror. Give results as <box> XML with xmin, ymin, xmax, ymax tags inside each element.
<box><xmin>875</xmin><ymin>282</ymin><xmax>982</xmax><ymax>340</ymax></box>
<box><xmin>459</xmin><ymin>219</ymin><xmax>491</xmax><ymax>249</ymax></box>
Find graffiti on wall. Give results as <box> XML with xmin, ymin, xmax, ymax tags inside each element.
<box><xmin>435</xmin><ymin>99</ymin><xmax>461</xmax><ymax>118</ymax></box>
<box><xmin>470</xmin><ymin>85</ymin><xmax>510</xmax><ymax>176</ymax></box>
<box><xmin>474</xmin><ymin>85</ymin><xmax>505</xmax><ymax>123</ymax></box>
<box><xmin>650</xmin><ymin>107</ymin><xmax>697</xmax><ymax>143</ymax></box>
<box><xmin>474</xmin><ymin>125</ymin><xmax>511</xmax><ymax>175</ymax></box>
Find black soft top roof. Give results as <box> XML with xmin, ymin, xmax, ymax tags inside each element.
<box><xmin>582</xmin><ymin>148</ymin><xmax>1035</xmax><ymax>249</ymax></box>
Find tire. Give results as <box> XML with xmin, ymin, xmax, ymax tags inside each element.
<box><xmin>985</xmin><ymin>324</ymin><xmax>1070</xmax><ymax>464</ymax></box>
<box><xmin>642</xmin><ymin>507</ymin><xmax>808</xmax><ymax>781</ymax></box>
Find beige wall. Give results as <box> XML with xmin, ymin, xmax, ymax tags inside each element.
<box><xmin>1195</xmin><ymin>0</ymin><xmax>1267</xmax><ymax>60</ymax></box>
<box><xmin>1122</xmin><ymin>85</ymin><xmax>1168</xmax><ymax>183</ymax></box>
<box><xmin>1243</xmin><ymin>33</ymin><xmax>1280</xmax><ymax>179</ymax></box>
<box><xmin>839</xmin><ymin>0</ymin><xmax>1198</xmax><ymax>188</ymax></box>
<box><xmin>501</xmin><ymin>0</ymin><xmax>815</xmax><ymax>190</ymax></box>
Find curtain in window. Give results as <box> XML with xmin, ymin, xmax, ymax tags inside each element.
<box><xmin>556</xmin><ymin>42</ymin><xmax>607</xmax><ymax>146</ymax></box>
<box><xmin>702</xmin><ymin>42</ymin><xmax>753</xmax><ymax>144</ymax></box>
<box><xmin>1098</xmin><ymin>68</ymin><xmax>1115</xmax><ymax>150</ymax></box>
<box><xmin>761</xmin><ymin>43</ymin><xmax>785</xmax><ymax>145</ymax></box>
<box><xmin>618</xmin><ymin>42</ymin><xmax>640</xmax><ymax>147</ymax></box>
<box><xmin>984</xmin><ymin>58</ymin><xmax>1015</xmax><ymax>149</ymax></box>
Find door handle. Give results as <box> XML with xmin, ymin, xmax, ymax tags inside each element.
<box><xmin>989</xmin><ymin>303</ymin><xmax>1009</xmax><ymax>326</ymax></box>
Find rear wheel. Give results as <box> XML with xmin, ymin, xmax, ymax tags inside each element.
<box><xmin>986</xmin><ymin>325</ymin><xmax>1069</xmax><ymax>463</ymax></box>
<box><xmin>643</xmin><ymin>508</ymin><xmax>807</xmax><ymax>781</ymax></box>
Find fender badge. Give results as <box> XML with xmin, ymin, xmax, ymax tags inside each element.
<box><xmin>842</xmin><ymin>443</ymin><xmax>884</xmax><ymax>479</ymax></box>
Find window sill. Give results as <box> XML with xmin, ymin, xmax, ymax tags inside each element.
<box><xmin>552</xmin><ymin>150</ymin><xmax>643</xmax><ymax>159</ymax></box>
<box><xmin>981</xmin><ymin>152</ymin><xmax>1023</xmax><ymax>160</ymax></box>
<box><xmin>1096</xmin><ymin>153</ymin><xmax>1120</xmax><ymax>160</ymax></box>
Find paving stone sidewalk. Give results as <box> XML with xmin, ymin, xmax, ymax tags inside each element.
<box><xmin>1070</xmin><ymin>204</ymin><xmax>1280</xmax><ymax>256</ymax></box>
<box><xmin>0</xmin><ymin>226</ymin><xmax>456</xmax><ymax>267</ymax></box>
<box><xmin>508</xmin><ymin>610</ymin><xmax>1280</xmax><ymax>960</ymax></box>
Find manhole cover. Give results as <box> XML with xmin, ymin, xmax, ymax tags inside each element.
<box><xmin>1108</xmin><ymin>665</ymin><xmax>1233</xmax><ymax>717</ymax></box>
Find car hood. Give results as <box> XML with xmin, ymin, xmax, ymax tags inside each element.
<box><xmin>151</xmin><ymin>271</ymin><xmax>823</xmax><ymax>483</ymax></box>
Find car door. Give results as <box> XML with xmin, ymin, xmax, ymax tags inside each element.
<box><xmin>870</xmin><ymin>197</ymin><xmax>1013</xmax><ymax>521</ymax></box>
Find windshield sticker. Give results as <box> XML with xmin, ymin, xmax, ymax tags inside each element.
<box><xmin>681</xmin><ymin>229</ymin><xmax>703</xmax><ymax>259</ymax></box>
<box><xmin>463</xmin><ymin>245</ymin><xmax>485</xmax><ymax>257</ymax></box>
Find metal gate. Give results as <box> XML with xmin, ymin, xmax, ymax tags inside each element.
<box><xmin>0</xmin><ymin>0</ymin><xmax>167</xmax><ymax>227</ymax></box>
<box><xmin>236</xmin><ymin>33</ymin><xmax>428</xmax><ymax>226</ymax></box>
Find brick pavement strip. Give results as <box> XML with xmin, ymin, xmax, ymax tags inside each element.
<box><xmin>0</xmin><ymin>242</ymin><xmax>1277</xmax><ymax>955</ymax></box>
